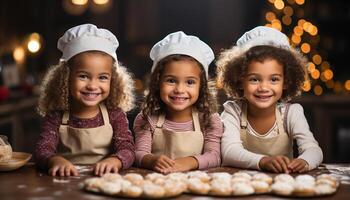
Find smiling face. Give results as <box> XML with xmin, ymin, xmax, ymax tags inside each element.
<box><xmin>159</xmin><ymin>59</ymin><xmax>201</xmax><ymax>118</ymax></box>
<box><xmin>69</xmin><ymin>52</ymin><xmax>113</xmax><ymax>113</ymax></box>
<box><xmin>243</xmin><ymin>58</ymin><xmax>284</xmax><ymax>111</ymax></box>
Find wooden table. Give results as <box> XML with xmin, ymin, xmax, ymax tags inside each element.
<box><xmin>1</xmin><ymin>163</ymin><xmax>349</xmax><ymax>200</ymax></box>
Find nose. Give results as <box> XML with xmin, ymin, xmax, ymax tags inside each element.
<box><xmin>86</xmin><ymin>79</ymin><xmax>98</xmax><ymax>90</ymax></box>
<box><xmin>174</xmin><ymin>83</ymin><xmax>185</xmax><ymax>93</ymax></box>
<box><xmin>258</xmin><ymin>81</ymin><xmax>269</xmax><ymax>91</ymax></box>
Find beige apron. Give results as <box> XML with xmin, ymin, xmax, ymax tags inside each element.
<box><xmin>58</xmin><ymin>104</ymin><xmax>113</xmax><ymax>164</ymax></box>
<box><xmin>240</xmin><ymin>103</ymin><xmax>293</xmax><ymax>158</ymax></box>
<box><xmin>152</xmin><ymin>110</ymin><xmax>204</xmax><ymax>159</ymax></box>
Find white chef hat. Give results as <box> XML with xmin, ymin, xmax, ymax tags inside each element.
<box><xmin>150</xmin><ymin>31</ymin><xmax>214</xmax><ymax>77</ymax></box>
<box><xmin>57</xmin><ymin>23</ymin><xmax>119</xmax><ymax>62</ymax></box>
<box><xmin>236</xmin><ymin>26</ymin><xmax>290</xmax><ymax>50</ymax></box>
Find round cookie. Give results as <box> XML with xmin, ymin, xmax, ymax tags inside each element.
<box><xmin>187</xmin><ymin>177</ymin><xmax>211</xmax><ymax>195</ymax></box>
<box><xmin>250</xmin><ymin>180</ymin><xmax>270</xmax><ymax>194</ymax></box>
<box><xmin>271</xmin><ymin>181</ymin><xmax>294</xmax><ymax>196</ymax></box>
<box><xmin>231</xmin><ymin>182</ymin><xmax>254</xmax><ymax>196</ymax></box>
<box><xmin>252</xmin><ymin>173</ymin><xmax>273</xmax><ymax>185</ymax></box>
<box><xmin>209</xmin><ymin>179</ymin><xmax>232</xmax><ymax>196</ymax></box>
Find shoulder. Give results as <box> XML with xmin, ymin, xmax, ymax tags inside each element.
<box><xmin>133</xmin><ymin>112</ymin><xmax>156</xmax><ymax>128</ymax></box>
<box><xmin>106</xmin><ymin>107</ymin><xmax>128</xmax><ymax>122</ymax></box>
<box><xmin>222</xmin><ymin>100</ymin><xmax>243</xmax><ymax>116</ymax></box>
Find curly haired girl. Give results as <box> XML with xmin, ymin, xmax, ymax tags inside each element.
<box><xmin>134</xmin><ymin>31</ymin><xmax>223</xmax><ymax>174</ymax></box>
<box><xmin>217</xmin><ymin>26</ymin><xmax>323</xmax><ymax>174</ymax></box>
<box><xmin>35</xmin><ymin>24</ymin><xmax>135</xmax><ymax>177</ymax></box>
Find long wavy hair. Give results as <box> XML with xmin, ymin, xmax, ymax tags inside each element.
<box><xmin>216</xmin><ymin>45</ymin><xmax>309</xmax><ymax>102</ymax></box>
<box><xmin>37</xmin><ymin>51</ymin><xmax>135</xmax><ymax>116</ymax></box>
<box><xmin>141</xmin><ymin>54</ymin><xmax>217</xmax><ymax>129</ymax></box>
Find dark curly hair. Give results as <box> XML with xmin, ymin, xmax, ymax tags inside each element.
<box><xmin>217</xmin><ymin>45</ymin><xmax>309</xmax><ymax>102</ymax></box>
<box><xmin>141</xmin><ymin>54</ymin><xmax>217</xmax><ymax>129</ymax></box>
<box><xmin>37</xmin><ymin>51</ymin><xmax>135</xmax><ymax>116</ymax></box>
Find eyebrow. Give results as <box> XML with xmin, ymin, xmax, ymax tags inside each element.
<box><xmin>246</xmin><ymin>73</ymin><xmax>283</xmax><ymax>77</ymax></box>
<box><xmin>162</xmin><ymin>74</ymin><xmax>199</xmax><ymax>80</ymax></box>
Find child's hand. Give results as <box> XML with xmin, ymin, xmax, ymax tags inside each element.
<box><xmin>153</xmin><ymin>155</ymin><xmax>175</xmax><ymax>174</ymax></box>
<box><xmin>94</xmin><ymin>157</ymin><xmax>122</xmax><ymax>176</ymax></box>
<box><xmin>288</xmin><ymin>158</ymin><xmax>309</xmax><ymax>173</ymax></box>
<box><xmin>171</xmin><ymin>157</ymin><xmax>199</xmax><ymax>173</ymax></box>
<box><xmin>259</xmin><ymin>155</ymin><xmax>291</xmax><ymax>173</ymax></box>
<box><xmin>48</xmin><ymin>156</ymin><xmax>78</xmax><ymax>177</ymax></box>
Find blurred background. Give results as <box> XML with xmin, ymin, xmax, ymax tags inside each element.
<box><xmin>0</xmin><ymin>0</ymin><xmax>349</xmax><ymax>163</ymax></box>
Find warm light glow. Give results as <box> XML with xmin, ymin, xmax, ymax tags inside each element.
<box><xmin>266</xmin><ymin>12</ymin><xmax>276</xmax><ymax>22</ymax></box>
<box><xmin>334</xmin><ymin>81</ymin><xmax>343</xmax><ymax>93</ymax></box>
<box><xmin>323</xmin><ymin>69</ymin><xmax>333</xmax><ymax>80</ymax></box>
<box><xmin>93</xmin><ymin>0</ymin><xmax>109</xmax><ymax>5</ymax></box>
<box><xmin>313</xmin><ymin>85</ymin><xmax>323</xmax><ymax>96</ymax></box>
<box><xmin>302</xmin><ymin>81</ymin><xmax>311</xmax><ymax>92</ymax></box>
<box><xmin>311</xmin><ymin>69</ymin><xmax>320</xmax><ymax>79</ymax></box>
<box><xmin>283</xmin><ymin>6</ymin><xmax>294</xmax><ymax>16</ymax></box>
<box><xmin>345</xmin><ymin>80</ymin><xmax>350</xmax><ymax>91</ymax></box>
<box><xmin>291</xmin><ymin>34</ymin><xmax>301</xmax><ymax>44</ymax></box>
<box><xmin>29</xmin><ymin>32</ymin><xmax>40</xmax><ymax>41</ymax></box>
<box><xmin>307</xmin><ymin>62</ymin><xmax>316</xmax><ymax>73</ymax></box>
<box><xmin>320</xmin><ymin>61</ymin><xmax>330</xmax><ymax>70</ymax></box>
<box><xmin>268</xmin><ymin>0</ymin><xmax>276</xmax><ymax>3</ymax></box>
<box><xmin>271</xmin><ymin>19</ymin><xmax>282</xmax><ymax>31</ymax></box>
<box><xmin>293</xmin><ymin>26</ymin><xmax>304</xmax><ymax>36</ymax></box>
<box><xmin>71</xmin><ymin>0</ymin><xmax>88</xmax><ymax>5</ymax></box>
<box><xmin>301</xmin><ymin>43</ymin><xmax>311</xmax><ymax>53</ymax></box>
<box><xmin>216</xmin><ymin>79</ymin><xmax>224</xmax><ymax>89</ymax></box>
<box><xmin>13</xmin><ymin>47</ymin><xmax>26</xmax><ymax>64</ymax></box>
<box><xmin>298</xmin><ymin>19</ymin><xmax>306</xmax><ymax>27</ymax></box>
<box><xmin>309</xmin><ymin>25</ymin><xmax>318</xmax><ymax>36</ymax></box>
<box><xmin>302</xmin><ymin>22</ymin><xmax>312</xmax><ymax>31</ymax></box>
<box><xmin>295</xmin><ymin>0</ymin><xmax>305</xmax><ymax>5</ymax></box>
<box><xmin>326</xmin><ymin>80</ymin><xmax>334</xmax><ymax>89</ymax></box>
<box><xmin>282</xmin><ymin>16</ymin><xmax>292</xmax><ymax>25</ymax></box>
<box><xmin>274</xmin><ymin>0</ymin><xmax>285</xmax><ymax>10</ymax></box>
<box><xmin>27</xmin><ymin>40</ymin><xmax>41</xmax><ymax>53</ymax></box>
<box><xmin>312</xmin><ymin>54</ymin><xmax>322</xmax><ymax>65</ymax></box>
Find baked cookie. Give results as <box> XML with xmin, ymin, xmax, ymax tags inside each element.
<box><xmin>232</xmin><ymin>172</ymin><xmax>252</xmax><ymax>180</ymax></box>
<box><xmin>101</xmin><ymin>173</ymin><xmax>122</xmax><ymax>182</ymax></box>
<box><xmin>231</xmin><ymin>182</ymin><xmax>254</xmax><ymax>196</ymax></box>
<box><xmin>274</xmin><ymin>174</ymin><xmax>295</xmax><ymax>184</ymax></box>
<box><xmin>293</xmin><ymin>181</ymin><xmax>315</xmax><ymax>197</ymax></box>
<box><xmin>84</xmin><ymin>177</ymin><xmax>103</xmax><ymax>193</ymax></box>
<box><xmin>162</xmin><ymin>179</ymin><xmax>187</xmax><ymax>197</ymax></box>
<box><xmin>120</xmin><ymin>179</ymin><xmax>143</xmax><ymax>198</ymax></box>
<box><xmin>250</xmin><ymin>180</ymin><xmax>270</xmax><ymax>194</ymax></box>
<box><xmin>142</xmin><ymin>181</ymin><xmax>166</xmax><ymax>198</ymax></box>
<box><xmin>187</xmin><ymin>177</ymin><xmax>211</xmax><ymax>195</ymax></box>
<box><xmin>209</xmin><ymin>172</ymin><xmax>232</xmax><ymax>181</ymax></box>
<box><xmin>123</xmin><ymin>173</ymin><xmax>144</xmax><ymax>186</ymax></box>
<box><xmin>271</xmin><ymin>181</ymin><xmax>294</xmax><ymax>196</ymax></box>
<box><xmin>314</xmin><ymin>184</ymin><xmax>337</xmax><ymax>196</ymax></box>
<box><xmin>209</xmin><ymin>179</ymin><xmax>232</xmax><ymax>196</ymax></box>
<box><xmin>0</xmin><ymin>136</ymin><xmax>12</xmax><ymax>162</ymax></box>
<box><xmin>252</xmin><ymin>173</ymin><xmax>273</xmax><ymax>185</ymax></box>
<box><xmin>99</xmin><ymin>180</ymin><xmax>122</xmax><ymax>195</ymax></box>
<box><xmin>187</xmin><ymin>171</ymin><xmax>211</xmax><ymax>183</ymax></box>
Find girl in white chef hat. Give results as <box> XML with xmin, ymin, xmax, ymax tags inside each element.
<box><xmin>35</xmin><ymin>24</ymin><xmax>135</xmax><ymax>177</ymax></box>
<box><xmin>134</xmin><ymin>31</ymin><xmax>223</xmax><ymax>174</ymax></box>
<box><xmin>217</xmin><ymin>26</ymin><xmax>323</xmax><ymax>173</ymax></box>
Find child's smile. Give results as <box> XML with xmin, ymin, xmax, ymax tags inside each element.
<box><xmin>160</xmin><ymin>60</ymin><xmax>201</xmax><ymax>118</ymax></box>
<box><xmin>69</xmin><ymin>52</ymin><xmax>113</xmax><ymax>113</ymax></box>
<box><xmin>243</xmin><ymin>58</ymin><xmax>284</xmax><ymax>111</ymax></box>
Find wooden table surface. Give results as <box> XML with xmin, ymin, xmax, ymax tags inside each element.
<box><xmin>1</xmin><ymin>163</ymin><xmax>349</xmax><ymax>200</ymax></box>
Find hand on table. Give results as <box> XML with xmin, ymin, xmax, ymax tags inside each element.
<box><xmin>152</xmin><ymin>155</ymin><xmax>176</xmax><ymax>174</ymax></box>
<box><xmin>259</xmin><ymin>155</ymin><xmax>291</xmax><ymax>173</ymax></box>
<box><xmin>48</xmin><ymin>156</ymin><xmax>78</xmax><ymax>177</ymax></box>
<box><xmin>171</xmin><ymin>157</ymin><xmax>199</xmax><ymax>173</ymax></box>
<box><xmin>288</xmin><ymin>158</ymin><xmax>309</xmax><ymax>173</ymax></box>
<box><xmin>94</xmin><ymin>157</ymin><xmax>122</xmax><ymax>176</ymax></box>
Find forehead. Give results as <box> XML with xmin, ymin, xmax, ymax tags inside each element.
<box><xmin>162</xmin><ymin>60</ymin><xmax>201</xmax><ymax>77</ymax></box>
<box><xmin>69</xmin><ymin>52</ymin><xmax>113</xmax><ymax>71</ymax></box>
<box><xmin>247</xmin><ymin>59</ymin><xmax>283</xmax><ymax>75</ymax></box>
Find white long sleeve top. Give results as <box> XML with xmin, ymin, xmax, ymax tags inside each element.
<box><xmin>221</xmin><ymin>100</ymin><xmax>323</xmax><ymax>170</ymax></box>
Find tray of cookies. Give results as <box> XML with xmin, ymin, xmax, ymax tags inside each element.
<box><xmin>82</xmin><ymin>171</ymin><xmax>339</xmax><ymax>198</ymax></box>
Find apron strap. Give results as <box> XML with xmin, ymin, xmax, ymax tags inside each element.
<box><xmin>192</xmin><ymin>109</ymin><xmax>201</xmax><ymax>132</ymax></box>
<box><xmin>241</xmin><ymin>102</ymin><xmax>248</xmax><ymax>129</ymax></box>
<box><xmin>156</xmin><ymin>113</ymin><xmax>166</xmax><ymax>128</ymax></box>
<box><xmin>99</xmin><ymin>104</ymin><xmax>110</xmax><ymax>125</ymax></box>
<box><xmin>275</xmin><ymin>106</ymin><xmax>284</xmax><ymax>135</ymax></box>
<box><xmin>62</xmin><ymin>111</ymin><xmax>69</xmax><ymax>125</ymax></box>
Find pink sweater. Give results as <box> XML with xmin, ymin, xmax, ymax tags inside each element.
<box><xmin>134</xmin><ymin>112</ymin><xmax>223</xmax><ymax>169</ymax></box>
